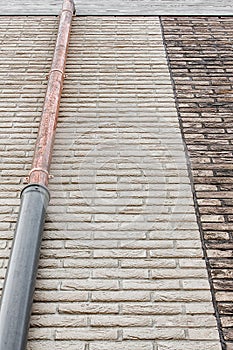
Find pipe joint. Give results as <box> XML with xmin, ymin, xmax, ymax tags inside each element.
<box><xmin>46</xmin><ymin>68</ymin><xmax>66</xmax><ymax>80</ymax></box>
<box><xmin>21</xmin><ymin>183</ymin><xmax>50</xmax><ymax>201</ymax></box>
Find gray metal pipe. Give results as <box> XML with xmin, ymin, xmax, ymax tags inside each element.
<box><xmin>0</xmin><ymin>185</ymin><xmax>50</xmax><ymax>350</ymax></box>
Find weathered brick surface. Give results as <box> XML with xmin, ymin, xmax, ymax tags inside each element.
<box><xmin>1</xmin><ymin>0</ymin><xmax>233</xmax><ymax>16</ymax></box>
<box><xmin>161</xmin><ymin>16</ymin><xmax>233</xmax><ymax>350</ymax></box>
<box><xmin>0</xmin><ymin>16</ymin><xmax>221</xmax><ymax>349</ymax></box>
<box><xmin>0</xmin><ymin>16</ymin><xmax>58</xmax><ymax>278</ymax></box>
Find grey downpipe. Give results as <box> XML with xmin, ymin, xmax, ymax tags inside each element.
<box><xmin>0</xmin><ymin>185</ymin><xmax>50</xmax><ymax>350</ymax></box>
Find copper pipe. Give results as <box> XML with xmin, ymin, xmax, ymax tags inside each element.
<box><xmin>29</xmin><ymin>0</ymin><xmax>75</xmax><ymax>186</ymax></box>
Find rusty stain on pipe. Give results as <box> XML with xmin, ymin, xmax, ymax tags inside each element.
<box><xmin>28</xmin><ymin>0</ymin><xmax>75</xmax><ymax>186</ymax></box>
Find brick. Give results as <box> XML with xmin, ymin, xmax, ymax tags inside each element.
<box><xmin>185</xmin><ymin>302</ymin><xmax>215</xmax><ymax>314</ymax></box>
<box><xmin>93</xmin><ymin>249</ymin><xmax>147</xmax><ymax>258</ymax></box>
<box><xmin>120</xmin><ymin>259</ymin><xmax>177</xmax><ymax>269</ymax></box>
<box><xmin>149</xmin><ymin>230</ymin><xmax>201</xmax><ymax>240</ymax></box>
<box><xmin>224</xmin><ymin>328</ymin><xmax>233</xmax><ymax>341</ymax></box>
<box><xmin>182</xmin><ymin>279</ymin><xmax>210</xmax><ymax>290</ymax></box>
<box><xmin>91</xmin><ymin>315</ymin><xmax>152</xmax><ymax>327</ymax></box>
<box><xmin>123</xmin><ymin>327</ymin><xmax>186</xmax><ymax>340</ymax></box>
<box><xmin>178</xmin><ymin>259</ymin><xmax>206</xmax><ymax>269</ymax></box>
<box><xmin>28</xmin><ymin>328</ymin><xmax>54</xmax><ymax>340</ymax></box>
<box><xmin>55</xmin><ymin>328</ymin><xmax>118</xmax><ymax>340</ymax></box>
<box><xmin>58</xmin><ymin>302</ymin><xmax>119</xmax><ymax>315</ymax></box>
<box><xmin>61</xmin><ymin>279</ymin><xmax>119</xmax><ymax>291</ymax></box>
<box><xmin>30</xmin><ymin>315</ymin><xmax>87</xmax><ymax>328</ymax></box>
<box><xmin>122</xmin><ymin>280</ymin><xmax>180</xmax><ymax>290</ymax></box>
<box><xmin>32</xmin><ymin>303</ymin><xmax>57</xmax><ymax>315</ymax></box>
<box><xmin>121</xmin><ymin>302</ymin><xmax>182</xmax><ymax>315</ymax></box>
<box><xmin>27</xmin><ymin>341</ymin><xmax>85</xmax><ymax>350</ymax></box>
<box><xmin>218</xmin><ymin>303</ymin><xmax>233</xmax><ymax>315</ymax></box>
<box><xmin>92</xmin><ymin>291</ymin><xmax>151</xmax><ymax>302</ymax></box>
<box><xmin>157</xmin><ymin>341</ymin><xmax>222</xmax><ymax>350</ymax></box>
<box><xmin>63</xmin><ymin>259</ymin><xmax>118</xmax><ymax>268</ymax></box>
<box><xmin>151</xmin><ymin>268</ymin><xmax>207</xmax><ymax>279</ymax></box>
<box><xmin>150</xmin><ymin>249</ymin><xmax>203</xmax><ymax>258</ymax></box>
<box><xmin>33</xmin><ymin>291</ymin><xmax>89</xmax><ymax>302</ymax></box>
<box><xmin>37</xmin><ymin>268</ymin><xmax>90</xmax><ymax>279</ymax></box>
<box><xmin>89</xmin><ymin>341</ymin><xmax>153</xmax><ymax>350</ymax></box>
<box><xmin>153</xmin><ymin>290</ymin><xmax>213</xmax><ymax>302</ymax></box>
<box><xmin>93</xmin><ymin>268</ymin><xmax>148</xmax><ymax>279</ymax></box>
<box><xmin>154</xmin><ymin>315</ymin><xmax>217</xmax><ymax>328</ymax></box>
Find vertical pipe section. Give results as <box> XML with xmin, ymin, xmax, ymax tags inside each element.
<box><xmin>29</xmin><ymin>0</ymin><xmax>75</xmax><ymax>186</ymax></box>
<box><xmin>0</xmin><ymin>185</ymin><xmax>50</xmax><ymax>350</ymax></box>
<box><xmin>0</xmin><ymin>1</ymin><xmax>75</xmax><ymax>350</ymax></box>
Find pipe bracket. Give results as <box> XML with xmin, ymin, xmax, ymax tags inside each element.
<box><xmin>28</xmin><ymin>168</ymin><xmax>50</xmax><ymax>177</ymax></box>
<box><xmin>24</xmin><ymin>168</ymin><xmax>53</xmax><ymax>183</ymax></box>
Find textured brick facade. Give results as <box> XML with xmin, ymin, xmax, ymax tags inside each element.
<box><xmin>0</xmin><ymin>15</ymin><xmax>222</xmax><ymax>350</ymax></box>
<box><xmin>161</xmin><ymin>16</ymin><xmax>233</xmax><ymax>350</ymax></box>
<box><xmin>1</xmin><ymin>1</ymin><xmax>233</xmax><ymax>15</ymax></box>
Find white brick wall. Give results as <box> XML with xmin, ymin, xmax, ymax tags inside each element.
<box><xmin>1</xmin><ymin>1</ymin><xmax>233</xmax><ymax>15</ymax></box>
<box><xmin>0</xmin><ymin>16</ymin><xmax>222</xmax><ymax>350</ymax></box>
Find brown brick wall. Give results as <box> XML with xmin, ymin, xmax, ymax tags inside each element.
<box><xmin>161</xmin><ymin>16</ymin><xmax>233</xmax><ymax>350</ymax></box>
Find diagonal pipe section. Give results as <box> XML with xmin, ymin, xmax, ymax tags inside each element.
<box><xmin>0</xmin><ymin>1</ymin><xmax>75</xmax><ymax>349</ymax></box>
